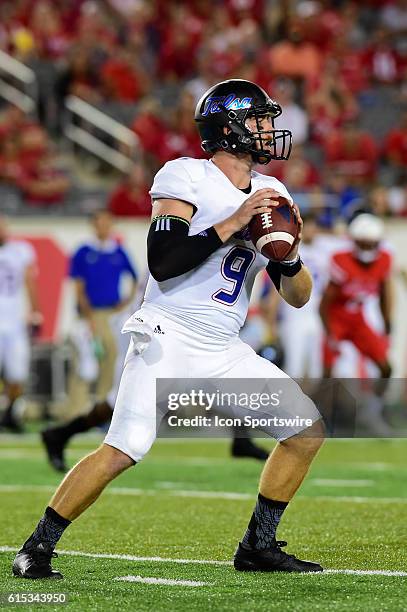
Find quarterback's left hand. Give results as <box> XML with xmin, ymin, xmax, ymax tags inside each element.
<box><xmin>284</xmin><ymin>202</ymin><xmax>303</xmax><ymax>262</ymax></box>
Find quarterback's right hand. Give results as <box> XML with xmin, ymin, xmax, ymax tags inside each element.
<box><xmin>215</xmin><ymin>188</ymin><xmax>281</xmax><ymax>242</ymax></box>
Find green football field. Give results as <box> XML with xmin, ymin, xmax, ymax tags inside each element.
<box><xmin>0</xmin><ymin>434</ymin><xmax>406</xmax><ymax>611</ymax></box>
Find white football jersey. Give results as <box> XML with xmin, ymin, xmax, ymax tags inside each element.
<box><xmin>279</xmin><ymin>233</ymin><xmax>350</xmax><ymax>321</ymax></box>
<box><xmin>143</xmin><ymin>157</ymin><xmax>292</xmax><ymax>340</ymax></box>
<box><xmin>0</xmin><ymin>240</ymin><xmax>35</xmax><ymax>330</ymax></box>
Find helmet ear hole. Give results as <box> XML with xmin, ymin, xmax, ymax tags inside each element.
<box><xmin>239</xmin><ymin>135</ymin><xmax>253</xmax><ymax>145</ymax></box>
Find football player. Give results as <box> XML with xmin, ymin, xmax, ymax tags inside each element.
<box><xmin>0</xmin><ymin>215</ymin><xmax>42</xmax><ymax>433</ymax></box>
<box><xmin>319</xmin><ymin>214</ymin><xmax>393</xmax><ymax>380</ymax></box>
<box><xmin>40</xmin><ymin>310</ymin><xmax>129</xmax><ymax>472</ymax></box>
<box><xmin>13</xmin><ymin>80</ymin><xmax>324</xmax><ymax>579</ymax></box>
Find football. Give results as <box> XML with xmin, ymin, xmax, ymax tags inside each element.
<box><xmin>248</xmin><ymin>196</ymin><xmax>299</xmax><ymax>261</ymax></box>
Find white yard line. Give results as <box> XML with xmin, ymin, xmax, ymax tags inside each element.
<box><xmin>166</xmin><ymin>489</ymin><xmax>253</xmax><ymax>500</ymax></box>
<box><xmin>0</xmin><ymin>450</ymin><xmax>43</xmax><ymax>459</ymax></box>
<box><xmin>311</xmin><ymin>479</ymin><xmax>374</xmax><ymax>487</ymax></box>
<box><xmin>0</xmin><ymin>484</ymin><xmax>253</xmax><ymax>500</ymax></box>
<box><xmin>0</xmin><ymin>547</ymin><xmax>230</xmax><ymax>566</ymax></box>
<box><xmin>0</xmin><ymin>450</ymin><xmax>227</xmax><ymax>465</ymax></box>
<box><xmin>324</xmin><ymin>569</ymin><xmax>407</xmax><ymax>577</ymax></box>
<box><xmin>0</xmin><ymin>484</ymin><xmax>55</xmax><ymax>493</ymax></box>
<box><xmin>347</xmin><ymin>462</ymin><xmax>394</xmax><ymax>471</ymax></box>
<box><xmin>0</xmin><ymin>547</ymin><xmax>406</xmax><ymax>577</ymax></box>
<box><xmin>114</xmin><ymin>575</ymin><xmax>210</xmax><ymax>586</ymax></box>
<box><xmin>0</xmin><ymin>484</ymin><xmax>406</xmax><ymax>504</ymax></box>
<box><xmin>312</xmin><ymin>495</ymin><xmax>407</xmax><ymax>503</ymax></box>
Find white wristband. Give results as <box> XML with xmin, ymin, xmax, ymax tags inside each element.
<box><xmin>281</xmin><ymin>254</ymin><xmax>300</xmax><ymax>265</ymax></box>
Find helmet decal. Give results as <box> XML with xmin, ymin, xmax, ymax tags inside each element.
<box><xmin>202</xmin><ymin>94</ymin><xmax>253</xmax><ymax>116</ymax></box>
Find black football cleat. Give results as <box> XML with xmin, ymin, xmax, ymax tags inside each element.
<box><xmin>41</xmin><ymin>430</ymin><xmax>67</xmax><ymax>472</ymax></box>
<box><xmin>0</xmin><ymin>410</ymin><xmax>24</xmax><ymax>433</ymax></box>
<box><xmin>234</xmin><ymin>540</ymin><xmax>323</xmax><ymax>573</ymax></box>
<box><xmin>13</xmin><ymin>543</ymin><xmax>63</xmax><ymax>579</ymax></box>
<box><xmin>231</xmin><ymin>438</ymin><xmax>269</xmax><ymax>461</ymax></box>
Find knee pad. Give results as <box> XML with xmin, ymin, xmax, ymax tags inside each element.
<box><xmin>104</xmin><ymin>418</ymin><xmax>157</xmax><ymax>464</ymax></box>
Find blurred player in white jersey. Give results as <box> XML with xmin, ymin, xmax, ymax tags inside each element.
<box><xmin>41</xmin><ymin>273</ymin><xmax>149</xmax><ymax>471</ymax></box>
<box><xmin>15</xmin><ymin>79</ymin><xmax>324</xmax><ymax>579</ymax></box>
<box><xmin>0</xmin><ymin>215</ymin><xmax>42</xmax><ymax>432</ymax></box>
<box><xmin>260</xmin><ymin>214</ymin><xmax>348</xmax><ymax>378</ymax></box>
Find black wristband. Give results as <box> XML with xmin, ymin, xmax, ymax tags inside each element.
<box><xmin>279</xmin><ymin>257</ymin><xmax>303</xmax><ymax>277</ymax></box>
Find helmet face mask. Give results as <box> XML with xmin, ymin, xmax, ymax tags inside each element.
<box><xmin>195</xmin><ymin>79</ymin><xmax>292</xmax><ymax>164</ymax></box>
<box><xmin>354</xmin><ymin>239</ymin><xmax>380</xmax><ymax>263</ymax></box>
<box><xmin>348</xmin><ymin>214</ymin><xmax>384</xmax><ymax>264</ymax></box>
<box><xmin>244</xmin><ymin>110</ymin><xmax>292</xmax><ymax>164</ymax></box>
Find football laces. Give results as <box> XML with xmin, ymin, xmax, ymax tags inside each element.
<box><xmin>261</xmin><ymin>211</ymin><xmax>273</xmax><ymax>229</ymax></box>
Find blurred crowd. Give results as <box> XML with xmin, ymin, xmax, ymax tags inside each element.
<box><xmin>0</xmin><ymin>105</ymin><xmax>70</xmax><ymax>205</ymax></box>
<box><xmin>0</xmin><ymin>0</ymin><xmax>406</xmax><ymax>217</ymax></box>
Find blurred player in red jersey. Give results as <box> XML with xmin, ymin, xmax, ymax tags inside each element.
<box><xmin>319</xmin><ymin>214</ymin><xmax>393</xmax><ymax>380</ymax></box>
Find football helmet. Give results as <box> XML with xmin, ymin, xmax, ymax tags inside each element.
<box><xmin>348</xmin><ymin>213</ymin><xmax>384</xmax><ymax>263</ymax></box>
<box><xmin>194</xmin><ymin>79</ymin><xmax>292</xmax><ymax>164</ymax></box>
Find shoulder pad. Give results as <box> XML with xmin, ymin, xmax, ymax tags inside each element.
<box><xmin>173</xmin><ymin>157</ymin><xmax>207</xmax><ymax>182</ymax></box>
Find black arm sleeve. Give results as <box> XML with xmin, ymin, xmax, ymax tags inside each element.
<box><xmin>265</xmin><ymin>261</ymin><xmax>281</xmax><ymax>292</ymax></box>
<box><xmin>147</xmin><ymin>215</ymin><xmax>223</xmax><ymax>282</ymax></box>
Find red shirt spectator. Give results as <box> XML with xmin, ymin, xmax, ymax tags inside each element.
<box><xmin>101</xmin><ymin>53</ymin><xmax>147</xmax><ymax>102</ymax></box>
<box><xmin>56</xmin><ymin>46</ymin><xmax>102</xmax><ymax>105</ymax></box>
<box><xmin>300</xmin><ymin>5</ymin><xmax>345</xmax><ymax>53</ymax></box>
<box><xmin>363</xmin><ymin>27</ymin><xmax>402</xmax><ymax>84</ymax></box>
<box><xmin>19</xmin><ymin>154</ymin><xmax>70</xmax><ymax>205</ymax></box>
<box><xmin>383</xmin><ymin>110</ymin><xmax>407</xmax><ymax>166</ymax></box>
<box><xmin>0</xmin><ymin>105</ymin><xmax>37</xmax><ymax>141</ymax></box>
<box><xmin>29</xmin><ymin>1</ymin><xmax>72</xmax><ymax>60</ymax></box>
<box><xmin>108</xmin><ymin>164</ymin><xmax>151</xmax><ymax>217</ymax></box>
<box><xmin>159</xmin><ymin>29</ymin><xmax>198</xmax><ymax>80</ymax></box>
<box><xmin>18</xmin><ymin>125</ymin><xmax>49</xmax><ymax>170</ymax></box>
<box><xmin>157</xmin><ymin>90</ymin><xmax>203</xmax><ymax>163</ymax></box>
<box><xmin>225</xmin><ymin>0</ymin><xmax>265</xmax><ymax>24</ymax></box>
<box><xmin>306</xmin><ymin>61</ymin><xmax>358</xmax><ymax>145</ymax></box>
<box><xmin>0</xmin><ymin>137</ymin><xmax>25</xmax><ymax>184</ymax></box>
<box><xmin>131</xmin><ymin>103</ymin><xmax>167</xmax><ymax>157</ymax></box>
<box><xmin>324</xmin><ymin>122</ymin><xmax>379</xmax><ymax>183</ymax></box>
<box><xmin>327</xmin><ymin>36</ymin><xmax>370</xmax><ymax>94</ymax></box>
<box><xmin>158</xmin><ymin>128</ymin><xmax>203</xmax><ymax>164</ymax></box>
